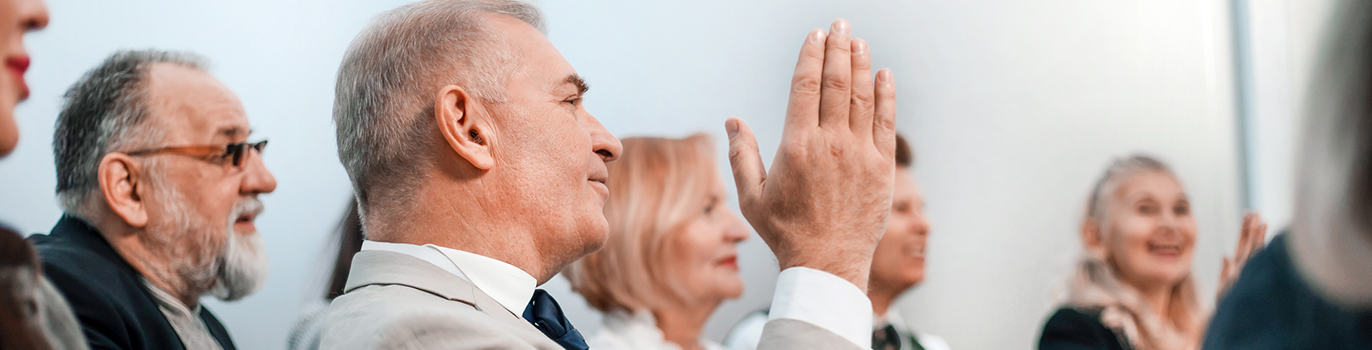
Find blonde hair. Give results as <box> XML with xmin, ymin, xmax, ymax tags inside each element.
<box><xmin>566</xmin><ymin>134</ymin><xmax>719</xmax><ymax>312</ymax></box>
<box><xmin>1067</xmin><ymin>154</ymin><xmax>1203</xmax><ymax>350</ymax></box>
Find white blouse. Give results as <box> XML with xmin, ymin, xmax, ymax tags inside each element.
<box><xmin>588</xmin><ymin>309</ymin><xmax>725</xmax><ymax>350</ymax></box>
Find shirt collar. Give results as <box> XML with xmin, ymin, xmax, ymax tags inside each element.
<box><xmin>360</xmin><ymin>240</ymin><xmax>465</xmax><ymax>278</ymax></box>
<box><xmin>140</xmin><ymin>278</ymin><xmax>201</xmax><ymax>317</ymax></box>
<box><xmin>427</xmin><ymin>244</ymin><xmax>537</xmax><ymax>316</ymax></box>
<box><xmin>359</xmin><ymin>240</ymin><xmax>537</xmax><ymax>316</ymax></box>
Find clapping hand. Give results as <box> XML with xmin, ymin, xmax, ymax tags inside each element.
<box><xmin>725</xmin><ymin>19</ymin><xmax>898</xmax><ymax>291</ymax></box>
<box><xmin>1218</xmin><ymin>212</ymin><xmax>1268</xmax><ymax>299</ymax></box>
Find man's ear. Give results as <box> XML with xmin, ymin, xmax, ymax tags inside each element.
<box><xmin>98</xmin><ymin>153</ymin><xmax>149</xmax><ymax>228</ymax></box>
<box><xmin>434</xmin><ymin>85</ymin><xmax>495</xmax><ymax>170</ymax></box>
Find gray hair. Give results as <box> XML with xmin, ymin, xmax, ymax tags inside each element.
<box><xmin>1289</xmin><ymin>0</ymin><xmax>1372</xmax><ymax>306</ymax></box>
<box><xmin>53</xmin><ymin>50</ymin><xmax>209</xmax><ymax>217</ymax></box>
<box><xmin>334</xmin><ymin>0</ymin><xmax>545</xmax><ymax>227</ymax></box>
<box><xmin>1084</xmin><ymin>155</ymin><xmax>1174</xmax><ymax>224</ymax></box>
<box><xmin>1069</xmin><ymin>154</ymin><xmax>1201</xmax><ymax>350</ymax></box>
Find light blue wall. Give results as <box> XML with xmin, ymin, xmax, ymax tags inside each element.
<box><xmin>0</xmin><ymin>1</ymin><xmax>1271</xmax><ymax>349</ymax></box>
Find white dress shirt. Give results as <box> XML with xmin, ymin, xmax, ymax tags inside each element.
<box><xmin>360</xmin><ymin>240</ymin><xmax>536</xmax><ymax>315</ymax></box>
<box><xmin>588</xmin><ymin>309</ymin><xmax>724</xmax><ymax>350</ymax></box>
<box><xmin>883</xmin><ymin>309</ymin><xmax>953</xmax><ymax>350</ymax></box>
<box><xmin>140</xmin><ymin>279</ymin><xmax>224</xmax><ymax>350</ymax></box>
<box><xmin>363</xmin><ymin>241</ymin><xmax>870</xmax><ymax>349</ymax></box>
<box><xmin>770</xmin><ymin>267</ymin><xmax>873</xmax><ymax>349</ymax></box>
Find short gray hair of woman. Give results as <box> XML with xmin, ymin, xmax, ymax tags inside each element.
<box><xmin>332</xmin><ymin>0</ymin><xmax>544</xmax><ymax>230</ymax></box>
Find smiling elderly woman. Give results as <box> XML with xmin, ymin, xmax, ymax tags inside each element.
<box><xmin>1037</xmin><ymin>155</ymin><xmax>1267</xmax><ymax>350</ymax></box>
<box><xmin>566</xmin><ymin>134</ymin><xmax>749</xmax><ymax>350</ymax></box>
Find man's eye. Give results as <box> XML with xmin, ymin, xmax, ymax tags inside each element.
<box><xmin>564</xmin><ymin>98</ymin><xmax>581</xmax><ymax>106</ymax></box>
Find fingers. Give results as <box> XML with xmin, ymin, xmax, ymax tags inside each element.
<box><xmin>1237</xmin><ymin>213</ymin><xmax>1254</xmax><ymax>253</ymax></box>
<box><xmin>785</xmin><ymin>29</ymin><xmax>827</xmax><ymax>131</ymax></box>
<box><xmin>848</xmin><ymin>39</ymin><xmax>875</xmax><ymax>137</ymax></box>
<box><xmin>1255</xmin><ymin>221</ymin><xmax>1268</xmax><ymax>251</ymax></box>
<box><xmin>818</xmin><ymin>19</ymin><xmax>853</xmax><ymax>128</ymax></box>
<box><xmin>726</xmin><ymin>118</ymin><xmax>766</xmax><ymax>206</ymax></box>
<box><xmin>872</xmin><ymin>69</ymin><xmax>897</xmax><ymax>159</ymax></box>
<box><xmin>1220</xmin><ymin>257</ymin><xmax>1233</xmax><ymax>280</ymax></box>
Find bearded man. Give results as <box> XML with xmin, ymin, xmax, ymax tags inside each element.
<box><xmin>30</xmin><ymin>50</ymin><xmax>277</xmax><ymax>350</ymax></box>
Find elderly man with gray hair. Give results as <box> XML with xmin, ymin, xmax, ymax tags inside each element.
<box><xmin>321</xmin><ymin>0</ymin><xmax>898</xmax><ymax>349</ymax></box>
<box><xmin>29</xmin><ymin>49</ymin><xmax>277</xmax><ymax>350</ymax></box>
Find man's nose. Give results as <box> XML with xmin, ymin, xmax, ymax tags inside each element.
<box><xmin>240</xmin><ymin>149</ymin><xmax>277</xmax><ymax>195</ymax></box>
<box><xmin>585</xmin><ymin>114</ymin><xmax>621</xmax><ymax>162</ymax></box>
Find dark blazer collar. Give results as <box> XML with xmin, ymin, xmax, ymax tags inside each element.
<box><xmin>49</xmin><ymin>214</ymin><xmax>140</xmax><ymax>276</ymax></box>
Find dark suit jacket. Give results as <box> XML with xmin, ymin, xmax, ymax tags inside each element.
<box><xmin>1202</xmin><ymin>233</ymin><xmax>1372</xmax><ymax>349</ymax></box>
<box><xmin>28</xmin><ymin>215</ymin><xmax>237</xmax><ymax>350</ymax></box>
<box><xmin>1039</xmin><ymin>307</ymin><xmax>1131</xmax><ymax>350</ymax></box>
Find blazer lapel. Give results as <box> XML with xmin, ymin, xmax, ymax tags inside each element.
<box><xmin>345</xmin><ymin>250</ymin><xmax>527</xmax><ymax>323</ymax></box>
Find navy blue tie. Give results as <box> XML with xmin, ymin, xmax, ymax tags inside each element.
<box><xmin>523</xmin><ymin>289</ymin><xmax>589</xmax><ymax>350</ymax></box>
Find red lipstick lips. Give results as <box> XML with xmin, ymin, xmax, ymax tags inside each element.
<box><xmin>7</xmin><ymin>55</ymin><xmax>30</xmax><ymax>98</ymax></box>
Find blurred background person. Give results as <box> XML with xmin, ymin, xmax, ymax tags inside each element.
<box><xmin>1</xmin><ymin>229</ymin><xmax>50</xmax><ymax>350</ymax></box>
<box><xmin>31</xmin><ymin>49</ymin><xmax>276</xmax><ymax>350</ymax></box>
<box><xmin>566</xmin><ymin>134</ymin><xmax>749</xmax><ymax>350</ymax></box>
<box><xmin>725</xmin><ymin>134</ymin><xmax>950</xmax><ymax>350</ymax></box>
<box><xmin>287</xmin><ymin>199</ymin><xmax>363</xmax><ymax>350</ymax></box>
<box><xmin>0</xmin><ymin>0</ymin><xmax>44</xmax><ymax>158</ymax></box>
<box><xmin>1037</xmin><ymin>155</ymin><xmax>1265</xmax><ymax>350</ymax></box>
<box><xmin>0</xmin><ymin>1</ymin><xmax>84</xmax><ymax>349</ymax></box>
<box><xmin>1202</xmin><ymin>0</ymin><xmax>1372</xmax><ymax>348</ymax></box>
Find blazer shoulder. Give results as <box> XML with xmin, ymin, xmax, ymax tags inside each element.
<box><xmin>320</xmin><ymin>284</ymin><xmax>556</xmax><ymax>350</ymax></box>
<box><xmin>1038</xmin><ymin>307</ymin><xmax>1128</xmax><ymax>350</ymax></box>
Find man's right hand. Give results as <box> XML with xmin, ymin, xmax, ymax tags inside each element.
<box><xmin>725</xmin><ymin>19</ymin><xmax>898</xmax><ymax>292</ymax></box>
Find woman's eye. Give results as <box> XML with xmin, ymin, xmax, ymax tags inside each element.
<box><xmin>1174</xmin><ymin>205</ymin><xmax>1190</xmax><ymax>216</ymax></box>
<box><xmin>1139</xmin><ymin>205</ymin><xmax>1159</xmax><ymax>214</ymax></box>
<box><xmin>704</xmin><ymin>204</ymin><xmax>715</xmax><ymax>214</ymax></box>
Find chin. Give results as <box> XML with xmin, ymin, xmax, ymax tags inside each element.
<box><xmin>717</xmin><ymin>282</ymin><xmax>745</xmax><ymax>299</ymax></box>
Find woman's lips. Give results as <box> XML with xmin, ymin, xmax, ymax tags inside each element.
<box><xmin>717</xmin><ymin>256</ymin><xmax>738</xmax><ymax>270</ymax></box>
<box><xmin>7</xmin><ymin>55</ymin><xmax>29</xmax><ymax>99</ymax></box>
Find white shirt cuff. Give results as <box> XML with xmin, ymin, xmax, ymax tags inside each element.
<box><xmin>768</xmin><ymin>266</ymin><xmax>872</xmax><ymax>349</ymax></box>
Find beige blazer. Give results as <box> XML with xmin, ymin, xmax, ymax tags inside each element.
<box><xmin>319</xmin><ymin>250</ymin><xmax>858</xmax><ymax>350</ymax></box>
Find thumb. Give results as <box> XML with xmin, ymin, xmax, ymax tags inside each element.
<box><xmin>726</xmin><ymin>117</ymin><xmax>765</xmax><ymax>205</ymax></box>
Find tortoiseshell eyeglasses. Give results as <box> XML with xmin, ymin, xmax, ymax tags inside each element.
<box><xmin>125</xmin><ymin>140</ymin><xmax>268</xmax><ymax>167</ymax></box>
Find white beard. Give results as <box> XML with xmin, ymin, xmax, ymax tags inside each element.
<box><xmin>209</xmin><ymin>198</ymin><xmax>270</xmax><ymax>301</ymax></box>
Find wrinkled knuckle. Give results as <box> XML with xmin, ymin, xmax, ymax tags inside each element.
<box><xmin>728</xmin><ymin>144</ymin><xmax>749</xmax><ymax>160</ymax></box>
<box><xmin>792</xmin><ymin>76</ymin><xmax>822</xmax><ymax>95</ymax></box>
<box><xmin>822</xmin><ymin>76</ymin><xmax>850</xmax><ymax>91</ymax></box>
<box><xmin>852</xmin><ymin>93</ymin><xmax>874</xmax><ymax>109</ymax></box>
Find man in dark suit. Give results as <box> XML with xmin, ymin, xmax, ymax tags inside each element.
<box><xmin>29</xmin><ymin>50</ymin><xmax>277</xmax><ymax>350</ymax></box>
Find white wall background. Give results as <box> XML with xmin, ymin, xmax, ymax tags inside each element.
<box><xmin>0</xmin><ymin>1</ymin><xmax>1331</xmax><ymax>349</ymax></box>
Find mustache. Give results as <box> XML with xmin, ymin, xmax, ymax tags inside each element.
<box><xmin>230</xmin><ymin>196</ymin><xmax>265</xmax><ymax>224</ymax></box>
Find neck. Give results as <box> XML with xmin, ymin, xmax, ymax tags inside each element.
<box><xmin>1135</xmin><ymin>282</ymin><xmax>1174</xmax><ymax>323</ymax></box>
<box><xmin>90</xmin><ymin>213</ymin><xmax>205</xmax><ymax>308</ymax></box>
<box><xmin>867</xmin><ymin>280</ymin><xmax>909</xmax><ymax>319</ymax></box>
<box><xmin>368</xmin><ymin>175</ymin><xmax>557</xmax><ymax>283</ymax></box>
<box><xmin>651</xmin><ymin>297</ymin><xmax>721</xmax><ymax>350</ymax></box>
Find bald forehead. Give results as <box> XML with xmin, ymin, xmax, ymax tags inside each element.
<box><xmin>144</xmin><ymin>63</ymin><xmax>249</xmax><ymax>145</ymax></box>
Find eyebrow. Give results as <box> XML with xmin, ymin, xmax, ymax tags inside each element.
<box><xmin>564</xmin><ymin>74</ymin><xmax>589</xmax><ymax>96</ymax></box>
<box><xmin>217</xmin><ymin>126</ymin><xmax>251</xmax><ymax>139</ymax></box>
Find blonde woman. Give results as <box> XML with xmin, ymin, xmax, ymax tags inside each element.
<box><xmin>1037</xmin><ymin>155</ymin><xmax>1266</xmax><ymax>350</ymax></box>
<box><xmin>566</xmin><ymin>134</ymin><xmax>749</xmax><ymax>350</ymax></box>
